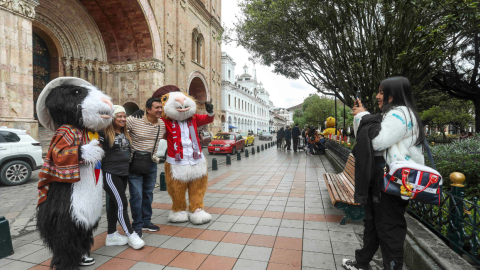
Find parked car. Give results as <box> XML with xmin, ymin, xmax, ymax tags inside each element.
<box><xmin>208</xmin><ymin>133</ymin><xmax>246</xmax><ymax>155</ymax></box>
<box><xmin>238</xmin><ymin>132</ymin><xmax>254</xmax><ymax>146</ymax></box>
<box><xmin>198</xmin><ymin>130</ymin><xmax>212</xmax><ymax>147</ymax></box>
<box><xmin>0</xmin><ymin>127</ymin><xmax>43</xmax><ymax>186</ymax></box>
<box><xmin>259</xmin><ymin>131</ymin><xmax>273</xmax><ymax>141</ymax></box>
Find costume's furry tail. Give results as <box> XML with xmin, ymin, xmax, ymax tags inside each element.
<box><xmin>36</xmin><ymin>182</ymin><xmax>98</xmax><ymax>270</ymax></box>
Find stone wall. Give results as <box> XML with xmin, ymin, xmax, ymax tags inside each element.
<box><xmin>0</xmin><ymin>2</ymin><xmax>39</xmax><ymax>139</ymax></box>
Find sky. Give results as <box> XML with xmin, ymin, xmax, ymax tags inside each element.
<box><xmin>221</xmin><ymin>0</ymin><xmax>318</xmax><ymax>108</ymax></box>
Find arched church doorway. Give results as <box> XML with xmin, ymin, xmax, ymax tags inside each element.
<box><xmin>32</xmin><ymin>32</ymin><xmax>50</xmax><ymax>120</ymax></box>
<box><xmin>123</xmin><ymin>102</ymin><xmax>140</xmax><ymax>116</ymax></box>
<box><xmin>188</xmin><ymin>73</ymin><xmax>209</xmax><ymax>114</ymax></box>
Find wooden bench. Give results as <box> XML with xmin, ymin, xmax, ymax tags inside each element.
<box><xmin>323</xmin><ymin>154</ymin><xmax>365</xmax><ymax>225</ymax></box>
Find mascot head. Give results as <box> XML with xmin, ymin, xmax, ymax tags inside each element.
<box><xmin>36</xmin><ymin>77</ymin><xmax>114</xmax><ymax>132</ymax></box>
<box><xmin>326</xmin><ymin>117</ymin><xmax>336</xmax><ymax>128</ymax></box>
<box><xmin>153</xmin><ymin>85</ymin><xmax>197</xmax><ymax>121</ymax></box>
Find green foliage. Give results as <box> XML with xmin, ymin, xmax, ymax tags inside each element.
<box><xmin>427</xmin><ymin>135</ymin><xmax>480</xmax><ymax>198</ymax></box>
<box><xmin>419</xmin><ymin>98</ymin><xmax>474</xmax><ymax>137</ymax></box>
<box><xmin>232</xmin><ymin>0</ymin><xmax>462</xmax><ymax>111</ymax></box>
<box><xmin>293</xmin><ymin>94</ymin><xmax>353</xmax><ymax>129</ymax></box>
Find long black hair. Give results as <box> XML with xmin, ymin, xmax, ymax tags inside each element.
<box><xmin>380</xmin><ymin>76</ymin><xmax>425</xmax><ymax>146</ymax></box>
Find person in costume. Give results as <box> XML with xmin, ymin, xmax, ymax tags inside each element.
<box><xmin>323</xmin><ymin>117</ymin><xmax>341</xmax><ymax>137</ymax></box>
<box><xmin>36</xmin><ymin>77</ymin><xmax>113</xmax><ymax>269</ymax></box>
<box><xmin>135</xmin><ymin>85</ymin><xmax>214</xmax><ymax>224</ymax></box>
<box><xmin>98</xmin><ymin>105</ymin><xmax>145</xmax><ymax>249</ymax></box>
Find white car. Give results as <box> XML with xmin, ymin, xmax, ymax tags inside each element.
<box><xmin>0</xmin><ymin>127</ymin><xmax>43</xmax><ymax>186</ymax></box>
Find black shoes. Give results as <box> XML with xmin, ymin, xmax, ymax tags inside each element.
<box><xmin>79</xmin><ymin>255</ymin><xmax>95</xmax><ymax>266</ymax></box>
<box><xmin>142</xmin><ymin>223</ymin><xmax>160</xmax><ymax>232</ymax></box>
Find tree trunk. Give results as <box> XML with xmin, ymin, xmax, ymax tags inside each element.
<box><xmin>475</xmin><ymin>98</ymin><xmax>480</xmax><ymax>133</ymax></box>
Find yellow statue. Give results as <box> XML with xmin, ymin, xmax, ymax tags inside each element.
<box><xmin>323</xmin><ymin>117</ymin><xmax>341</xmax><ymax>137</ymax></box>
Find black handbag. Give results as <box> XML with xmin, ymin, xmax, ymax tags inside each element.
<box><xmin>130</xmin><ymin>125</ymin><xmax>161</xmax><ymax>174</ymax></box>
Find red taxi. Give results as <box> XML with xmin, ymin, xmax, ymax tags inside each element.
<box><xmin>208</xmin><ymin>132</ymin><xmax>246</xmax><ymax>155</ymax></box>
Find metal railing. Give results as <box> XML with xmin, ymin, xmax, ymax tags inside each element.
<box><xmin>325</xmin><ymin>140</ymin><xmax>351</xmax><ymax>162</ymax></box>
<box><xmin>408</xmin><ymin>173</ymin><xmax>480</xmax><ymax>265</ymax></box>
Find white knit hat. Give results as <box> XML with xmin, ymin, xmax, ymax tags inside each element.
<box><xmin>112</xmin><ymin>105</ymin><xmax>126</xmax><ymax>118</ymax></box>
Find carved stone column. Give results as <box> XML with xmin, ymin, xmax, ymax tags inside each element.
<box><xmin>0</xmin><ymin>0</ymin><xmax>40</xmax><ymax>139</ymax></box>
<box><xmin>107</xmin><ymin>59</ymin><xmax>165</xmax><ymax>108</ymax></box>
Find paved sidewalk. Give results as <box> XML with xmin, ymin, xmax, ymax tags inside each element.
<box><xmin>0</xmin><ymin>146</ymin><xmax>366</xmax><ymax>270</ymax></box>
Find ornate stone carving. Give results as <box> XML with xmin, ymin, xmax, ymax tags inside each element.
<box><xmin>109</xmin><ymin>59</ymin><xmax>165</xmax><ymax>73</ymax></box>
<box><xmin>123</xmin><ymin>75</ymin><xmax>138</xmax><ymax>95</ymax></box>
<box><xmin>85</xmin><ymin>60</ymin><xmax>94</xmax><ymax>71</ymax></box>
<box><xmin>180</xmin><ymin>0</ymin><xmax>187</xmax><ymax>10</ymax></box>
<box><xmin>167</xmin><ymin>40</ymin><xmax>174</xmax><ymax>61</ymax></box>
<box><xmin>0</xmin><ymin>0</ymin><xmax>38</xmax><ymax>19</ymax></box>
<box><xmin>180</xmin><ymin>48</ymin><xmax>186</xmax><ymax>66</ymax></box>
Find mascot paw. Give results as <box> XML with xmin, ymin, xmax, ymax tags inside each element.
<box><xmin>189</xmin><ymin>209</ymin><xmax>212</xmax><ymax>225</ymax></box>
<box><xmin>168</xmin><ymin>211</ymin><xmax>189</xmax><ymax>223</ymax></box>
<box><xmin>81</xmin><ymin>139</ymin><xmax>105</xmax><ymax>164</ymax></box>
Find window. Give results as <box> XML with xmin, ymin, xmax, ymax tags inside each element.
<box><xmin>234</xmin><ymin>97</ymin><xmax>237</xmax><ymax>108</ymax></box>
<box><xmin>0</xmin><ymin>131</ymin><xmax>20</xmax><ymax>143</ymax></box>
<box><xmin>192</xmin><ymin>29</ymin><xmax>204</xmax><ymax>65</ymax></box>
<box><xmin>228</xmin><ymin>70</ymin><xmax>231</xmax><ymax>79</ymax></box>
<box><xmin>228</xmin><ymin>95</ymin><xmax>231</xmax><ymax>106</ymax></box>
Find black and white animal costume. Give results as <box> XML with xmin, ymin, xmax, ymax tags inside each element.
<box><xmin>36</xmin><ymin>77</ymin><xmax>113</xmax><ymax>270</ymax></box>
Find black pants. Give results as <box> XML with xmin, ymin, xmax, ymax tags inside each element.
<box><xmin>277</xmin><ymin>138</ymin><xmax>283</xmax><ymax>148</ymax></box>
<box><xmin>284</xmin><ymin>139</ymin><xmax>291</xmax><ymax>150</ymax></box>
<box><xmin>103</xmin><ymin>172</ymin><xmax>134</xmax><ymax>236</ymax></box>
<box><xmin>355</xmin><ymin>157</ymin><xmax>408</xmax><ymax>270</ymax></box>
<box><xmin>293</xmin><ymin>136</ymin><xmax>299</xmax><ymax>151</ymax></box>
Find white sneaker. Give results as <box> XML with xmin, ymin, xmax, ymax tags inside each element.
<box><xmin>128</xmin><ymin>232</ymin><xmax>145</xmax><ymax>250</ymax></box>
<box><xmin>105</xmin><ymin>231</ymin><xmax>128</xmax><ymax>246</ymax></box>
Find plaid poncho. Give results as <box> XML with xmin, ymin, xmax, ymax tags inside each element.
<box><xmin>37</xmin><ymin>125</ymin><xmax>83</xmax><ymax>205</ymax></box>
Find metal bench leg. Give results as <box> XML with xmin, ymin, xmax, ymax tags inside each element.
<box><xmin>340</xmin><ymin>215</ymin><xmax>349</xmax><ymax>225</ymax></box>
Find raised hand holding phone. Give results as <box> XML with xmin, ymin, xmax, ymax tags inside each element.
<box><xmin>352</xmin><ymin>90</ymin><xmax>366</xmax><ymax>116</ymax></box>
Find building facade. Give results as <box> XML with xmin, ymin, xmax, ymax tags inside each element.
<box><xmin>0</xmin><ymin>0</ymin><xmax>224</xmax><ymax>139</ymax></box>
<box><xmin>220</xmin><ymin>52</ymin><xmax>271</xmax><ymax>133</ymax></box>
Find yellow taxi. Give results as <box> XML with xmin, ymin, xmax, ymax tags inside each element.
<box><xmin>239</xmin><ymin>131</ymin><xmax>254</xmax><ymax>146</ymax></box>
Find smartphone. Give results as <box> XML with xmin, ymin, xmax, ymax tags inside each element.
<box><xmin>356</xmin><ymin>90</ymin><xmax>361</xmax><ymax>107</ymax></box>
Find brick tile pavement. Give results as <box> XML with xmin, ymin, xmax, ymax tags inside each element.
<box><xmin>0</xmin><ymin>147</ymin><xmax>371</xmax><ymax>270</ymax></box>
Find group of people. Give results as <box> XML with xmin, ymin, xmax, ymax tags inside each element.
<box><xmin>97</xmin><ymin>97</ymin><xmax>166</xmax><ymax>251</ymax></box>
<box><xmin>275</xmin><ymin>124</ymin><xmax>326</xmax><ymax>155</ymax></box>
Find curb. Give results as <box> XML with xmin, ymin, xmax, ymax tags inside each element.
<box><xmin>404</xmin><ymin>214</ymin><xmax>475</xmax><ymax>270</ymax></box>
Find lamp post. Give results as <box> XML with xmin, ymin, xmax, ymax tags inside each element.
<box><xmin>334</xmin><ymin>92</ymin><xmax>337</xmax><ymax>135</ymax></box>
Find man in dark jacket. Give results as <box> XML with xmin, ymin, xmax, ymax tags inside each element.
<box><xmin>284</xmin><ymin>127</ymin><xmax>292</xmax><ymax>150</ymax></box>
<box><xmin>276</xmin><ymin>127</ymin><xmax>285</xmax><ymax>148</ymax></box>
<box><xmin>292</xmin><ymin>124</ymin><xmax>301</xmax><ymax>152</ymax></box>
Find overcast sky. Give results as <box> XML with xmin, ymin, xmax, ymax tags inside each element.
<box><xmin>221</xmin><ymin>1</ymin><xmax>318</xmax><ymax>108</ymax></box>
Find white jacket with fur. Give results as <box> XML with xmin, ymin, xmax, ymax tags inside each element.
<box><xmin>353</xmin><ymin>106</ymin><xmax>424</xmax><ymax>166</ymax></box>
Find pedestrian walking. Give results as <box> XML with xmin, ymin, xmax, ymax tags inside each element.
<box><xmin>276</xmin><ymin>127</ymin><xmax>285</xmax><ymax>148</ymax></box>
<box><xmin>343</xmin><ymin>76</ymin><xmax>425</xmax><ymax>270</ymax></box>
<box><xmin>284</xmin><ymin>126</ymin><xmax>292</xmax><ymax>150</ymax></box>
<box><xmin>99</xmin><ymin>105</ymin><xmax>145</xmax><ymax>249</ymax></box>
<box><xmin>127</xmin><ymin>97</ymin><xmax>165</xmax><ymax>237</ymax></box>
<box><xmin>292</xmin><ymin>124</ymin><xmax>300</xmax><ymax>152</ymax></box>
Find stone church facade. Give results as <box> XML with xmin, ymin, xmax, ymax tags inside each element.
<box><xmin>0</xmin><ymin>0</ymin><xmax>223</xmax><ymax>139</ymax></box>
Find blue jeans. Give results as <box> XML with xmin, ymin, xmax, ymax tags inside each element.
<box><xmin>128</xmin><ymin>161</ymin><xmax>157</xmax><ymax>231</ymax></box>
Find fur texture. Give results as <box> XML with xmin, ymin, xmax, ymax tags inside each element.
<box><xmin>37</xmin><ymin>82</ymin><xmax>113</xmax><ymax>270</ymax></box>
<box><xmin>80</xmin><ymin>85</ymin><xmax>113</xmax><ymax>130</ymax></box>
<box><xmin>37</xmin><ymin>182</ymin><xmax>97</xmax><ymax>270</ymax></box>
<box><xmin>165</xmin><ymin>162</ymin><xmax>209</xmax><ymax>213</ymax></box>
<box><xmin>168</xmin><ymin>210</ymin><xmax>189</xmax><ymax>223</ymax></box>
<box><xmin>189</xmin><ymin>209</ymin><xmax>212</xmax><ymax>225</ymax></box>
<box><xmin>170</xmin><ymin>157</ymin><xmax>207</xmax><ymax>182</ymax></box>
<box><xmin>80</xmin><ymin>139</ymin><xmax>104</xmax><ymax>164</ymax></box>
<box><xmin>71</xmin><ymin>163</ymin><xmax>104</xmax><ymax>229</ymax></box>
<box><xmin>160</xmin><ymin>92</ymin><xmax>197</xmax><ymax>121</ymax></box>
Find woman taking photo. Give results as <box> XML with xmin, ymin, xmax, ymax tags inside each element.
<box><xmin>343</xmin><ymin>77</ymin><xmax>425</xmax><ymax>270</ymax></box>
<box><xmin>99</xmin><ymin>105</ymin><xmax>145</xmax><ymax>250</ymax></box>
